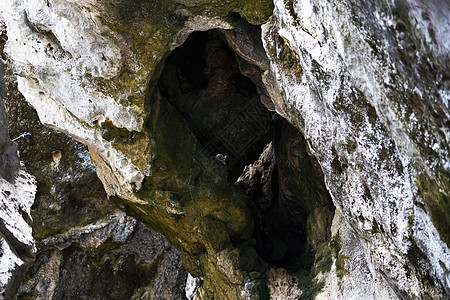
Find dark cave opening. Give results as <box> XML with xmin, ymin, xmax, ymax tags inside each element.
<box><xmin>157</xmin><ymin>30</ymin><xmax>272</xmax><ymax>182</ymax></box>
<box><xmin>155</xmin><ymin>28</ymin><xmax>335</xmax><ymax>273</ymax></box>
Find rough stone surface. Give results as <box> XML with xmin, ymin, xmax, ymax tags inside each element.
<box><xmin>266</xmin><ymin>267</ymin><xmax>302</xmax><ymax>300</ymax></box>
<box><xmin>0</xmin><ymin>0</ymin><xmax>274</xmax><ymax>200</ymax></box>
<box><xmin>2</xmin><ymin>72</ymin><xmax>187</xmax><ymax>300</ymax></box>
<box><xmin>1</xmin><ymin>0</ymin><xmax>449</xmax><ymax>299</ymax></box>
<box><xmin>262</xmin><ymin>0</ymin><xmax>449</xmax><ymax>298</ymax></box>
<box><xmin>0</xmin><ymin>1</ymin><xmax>278</xmax><ymax>297</ymax></box>
<box><xmin>16</xmin><ymin>222</ymin><xmax>187</xmax><ymax>300</ymax></box>
<box><xmin>0</xmin><ymin>60</ymin><xmax>36</xmax><ymax>300</ymax></box>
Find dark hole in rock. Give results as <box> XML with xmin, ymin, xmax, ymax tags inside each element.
<box><xmin>226</xmin><ymin>12</ymin><xmax>242</xmax><ymax>24</ymax></box>
<box><xmin>395</xmin><ymin>22</ymin><xmax>407</xmax><ymax>33</ymax></box>
<box><xmin>155</xmin><ymin>27</ymin><xmax>334</xmax><ymax>273</ymax></box>
<box><xmin>238</xmin><ymin>116</ymin><xmax>335</xmax><ymax>272</ymax></box>
<box><xmin>158</xmin><ymin>30</ymin><xmax>272</xmax><ymax>182</ymax></box>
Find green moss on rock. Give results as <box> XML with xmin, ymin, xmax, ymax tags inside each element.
<box><xmin>107</xmin><ymin>74</ymin><xmax>263</xmax><ymax>297</ymax></box>
<box><xmin>416</xmin><ymin>175</ymin><xmax>450</xmax><ymax>246</ymax></box>
<box><xmin>90</xmin><ymin>0</ymin><xmax>273</xmax><ymax>114</ymax></box>
<box><xmin>81</xmin><ymin>2</ymin><xmax>276</xmax><ymax>296</ymax></box>
<box><xmin>330</xmin><ymin>235</ymin><xmax>350</xmax><ymax>280</ymax></box>
<box><xmin>240</xmin><ymin>0</ymin><xmax>274</xmax><ymax>25</ymax></box>
<box><xmin>270</xmin><ymin>34</ymin><xmax>303</xmax><ymax>79</ymax></box>
<box><xmin>100</xmin><ymin>119</ymin><xmax>152</xmax><ymax>173</ymax></box>
<box><xmin>33</xmin><ymin>226</ymin><xmax>71</xmax><ymax>241</ymax></box>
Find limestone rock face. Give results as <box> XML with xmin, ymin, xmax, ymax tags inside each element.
<box><xmin>0</xmin><ymin>0</ymin><xmax>273</xmax><ymax>200</ymax></box>
<box><xmin>1</xmin><ymin>0</ymin><xmax>449</xmax><ymax>299</ymax></box>
<box><xmin>262</xmin><ymin>0</ymin><xmax>449</xmax><ymax>298</ymax></box>
<box><xmin>0</xmin><ymin>61</ymin><xmax>36</xmax><ymax>300</ymax></box>
<box><xmin>3</xmin><ymin>73</ymin><xmax>187</xmax><ymax>300</ymax></box>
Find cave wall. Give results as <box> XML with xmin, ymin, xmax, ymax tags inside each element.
<box><xmin>261</xmin><ymin>0</ymin><xmax>449</xmax><ymax>298</ymax></box>
<box><xmin>0</xmin><ymin>0</ymin><xmax>449</xmax><ymax>299</ymax></box>
<box><xmin>0</xmin><ymin>60</ymin><xmax>36</xmax><ymax>300</ymax></box>
<box><xmin>3</xmin><ymin>72</ymin><xmax>187</xmax><ymax>300</ymax></box>
<box><xmin>0</xmin><ymin>1</ymin><xmax>277</xmax><ymax>298</ymax></box>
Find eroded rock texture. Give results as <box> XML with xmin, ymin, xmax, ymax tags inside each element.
<box><xmin>0</xmin><ymin>61</ymin><xmax>36</xmax><ymax>300</ymax></box>
<box><xmin>262</xmin><ymin>0</ymin><xmax>449</xmax><ymax>298</ymax></box>
<box><xmin>3</xmin><ymin>73</ymin><xmax>187</xmax><ymax>300</ymax></box>
<box><xmin>0</xmin><ymin>0</ymin><xmax>449</xmax><ymax>299</ymax></box>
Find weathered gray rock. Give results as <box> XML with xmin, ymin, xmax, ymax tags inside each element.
<box><xmin>2</xmin><ymin>70</ymin><xmax>187</xmax><ymax>300</ymax></box>
<box><xmin>0</xmin><ymin>0</ymin><xmax>272</xmax><ymax>201</ymax></box>
<box><xmin>0</xmin><ymin>60</ymin><xmax>36</xmax><ymax>300</ymax></box>
<box><xmin>16</xmin><ymin>221</ymin><xmax>187</xmax><ymax>300</ymax></box>
<box><xmin>1</xmin><ymin>0</ymin><xmax>449</xmax><ymax>299</ymax></box>
<box><xmin>266</xmin><ymin>267</ymin><xmax>302</xmax><ymax>300</ymax></box>
<box><xmin>262</xmin><ymin>0</ymin><xmax>449</xmax><ymax>298</ymax></box>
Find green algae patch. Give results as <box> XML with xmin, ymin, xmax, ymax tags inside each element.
<box><xmin>263</xmin><ymin>19</ymin><xmax>302</xmax><ymax>79</ymax></box>
<box><xmin>199</xmin><ymin>243</ymin><xmax>269</xmax><ymax>300</ymax></box>
<box><xmin>102</xmin><ymin>120</ymin><xmax>136</xmax><ymax>143</ymax></box>
<box><xmin>87</xmin><ymin>0</ymin><xmax>276</xmax><ymax>188</ymax></box>
<box><xmin>198</xmin><ymin>217</ymin><xmax>232</xmax><ymax>253</ymax></box>
<box><xmin>100</xmin><ymin>119</ymin><xmax>152</xmax><ymax>173</ymax></box>
<box><xmin>34</xmin><ymin>226</ymin><xmax>71</xmax><ymax>242</ymax></box>
<box><xmin>141</xmin><ymin>84</ymin><xmax>255</xmax><ymax>242</ymax></box>
<box><xmin>87</xmin><ymin>4</ymin><xmax>276</xmax><ymax>295</ymax></box>
<box><xmin>240</xmin><ymin>0</ymin><xmax>274</xmax><ymax>25</ymax></box>
<box><xmin>416</xmin><ymin>175</ymin><xmax>450</xmax><ymax>246</ymax></box>
<box><xmin>90</xmin><ymin>1</ymin><xmax>189</xmax><ymax>112</ymax></box>
<box><xmin>89</xmin><ymin>0</ymin><xmax>273</xmax><ymax>113</ymax></box>
<box><xmin>268</xmin><ymin>32</ymin><xmax>304</xmax><ymax>79</ymax></box>
<box><xmin>330</xmin><ymin>235</ymin><xmax>349</xmax><ymax>280</ymax></box>
<box><xmin>187</xmin><ymin>0</ymin><xmax>273</xmax><ymax>25</ymax></box>
<box><xmin>91</xmin><ymin>21</ymin><xmax>178</xmax><ymax>111</ymax></box>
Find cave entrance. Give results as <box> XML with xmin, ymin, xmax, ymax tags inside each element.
<box><xmin>153</xmin><ymin>27</ymin><xmax>335</xmax><ymax>273</ymax></box>
<box><xmin>157</xmin><ymin>30</ymin><xmax>272</xmax><ymax>181</ymax></box>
